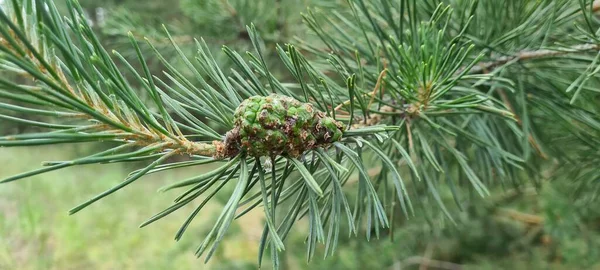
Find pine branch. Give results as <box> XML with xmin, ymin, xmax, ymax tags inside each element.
<box><xmin>0</xmin><ymin>1</ymin><xmax>395</xmax><ymax>264</ymax></box>
<box><xmin>219</xmin><ymin>0</ymin><xmax>248</xmax><ymax>39</ymax></box>
<box><xmin>1</xmin><ymin>0</ymin><xmax>600</xmax><ymax>267</ymax></box>
<box><xmin>469</xmin><ymin>43</ymin><xmax>600</xmax><ymax>74</ymax></box>
<box><xmin>497</xmin><ymin>208</ymin><xmax>544</xmax><ymax>225</ymax></box>
<box><xmin>0</xmin><ymin>17</ymin><xmax>218</xmax><ymax>158</ymax></box>
<box><xmin>390</xmin><ymin>256</ymin><xmax>463</xmax><ymax>270</ymax></box>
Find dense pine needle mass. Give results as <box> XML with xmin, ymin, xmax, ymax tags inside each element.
<box><xmin>0</xmin><ymin>0</ymin><xmax>599</xmax><ymax>268</ymax></box>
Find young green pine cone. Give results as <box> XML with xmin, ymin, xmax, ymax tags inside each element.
<box><xmin>214</xmin><ymin>94</ymin><xmax>344</xmax><ymax>158</ymax></box>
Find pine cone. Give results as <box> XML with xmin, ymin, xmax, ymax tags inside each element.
<box><xmin>218</xmin><ymin>94</ymin><xmax>344</xmax><ymax>158</ymax></box>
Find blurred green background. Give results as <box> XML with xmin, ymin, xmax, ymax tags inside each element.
<box><xmin>1</xmin><ymin>0</ymin><xmax>600</xmax><ymax>269</ymax></box>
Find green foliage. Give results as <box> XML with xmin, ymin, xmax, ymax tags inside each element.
<box><xmin>0</xmin><ymin>0</ymin><xmax>599</xmax><ymax>268</ymax></box>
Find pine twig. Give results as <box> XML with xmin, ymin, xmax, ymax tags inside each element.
<box><xmin>496</xmin><ymin>208</ymin><xmax>544</xmax><ymax>225</ymax></box>
<box><xmin>469</xmin><ymin>43</ymin><xmax>600</xmax><ymax>74</ymax></box>
<box><xmin>333</xmin><ymin>69</ymin><xmax>388</xmax><ymax>113</ymax></box>
<box><xmin>336</xmin><ymin>42</ymin><xmax>600</xmax><ymax>129</ymax></box>
<box><xmin>497</xmin><ymin>90</ymin><xmax>548</xmax><ymax>159</ymax></box>
<box><xmin>220</xmin><ymin>0</ymin><xmax>248</xmax><ymax>39</ymax></box>
<box><xmin>390</xmin><ymin>256</ymin><xmax>463</xmax><ymax>270</ymax></box>
<box><xmin>0</xmin><ymin>14</ymin><xmax>220</xmax><ymax>159</ymax></box>
<box><xmin>419</xmin><ymin>242</ymin><xmax>435</xmax><ymax>270</ymax></box>
<box><xmin>465</xmin><ymin>42</ymin><xmax>600</xmax><ymax>159</ymax></box>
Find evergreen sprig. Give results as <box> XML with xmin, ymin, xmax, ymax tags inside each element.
<box><xmin>0</xmin><ymin>0</ymin><xmax>396</xmax><ymax>265</ymax></box>
<box><xmin>0</xmin><ymin>0</ymin><xmax>599</xmax><ymax>268</ymax></box>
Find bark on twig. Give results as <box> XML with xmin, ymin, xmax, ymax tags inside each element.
<box><xmin>390</xmin><ymin>256</ymin><xmax>463</xmax><ymax>270</ymax></box>
<box><xmin>468</xmin><ymin>44</ymin><xmax>600</xmax><ymax>74</ymax></box>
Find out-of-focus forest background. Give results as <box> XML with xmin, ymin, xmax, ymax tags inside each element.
<box><xmin>1</xmin><ymin>0</ymin><xmax>599</xmax><ymax>269</ymax></box>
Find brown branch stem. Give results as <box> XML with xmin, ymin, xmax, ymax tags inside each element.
<box><xmin>333</xmin><ymin>69</ymin><xmax>388</xmax><ymax>113</ymax></box>
<box><xmin>496</xmin><ymin>208</ymin><xmax>544</xmax><ymax>225</ymax></box>
<box><xmin>469</xmin><ymin>43</ymin><xmax>600</xmax><ymax>74</ymax></box>
<box><xmin>390</xmin><ymin>256</ymin><xmax>463</xmax><ymax>270</ymax></box>
<box><xmin>497</xmin><ymin>89</ymin><xmax>548</xmax><ymax>159</ymax></box>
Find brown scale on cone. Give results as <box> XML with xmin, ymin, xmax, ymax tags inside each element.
<box><xmin>213</xmin><ymin>94</ymin><xmax>345</xmax><ymax>158</ymax></box>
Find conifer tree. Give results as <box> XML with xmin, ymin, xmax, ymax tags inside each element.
<box><xmin>0</xmin><ymin>0</ymin><xmax>599</xmax><ymax>268</ymax></box>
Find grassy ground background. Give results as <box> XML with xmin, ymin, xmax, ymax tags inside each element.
<box><xmin>0</xmin><ymin>145</ymin><xmax>265</xmax><ymax>269</ymax></box>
